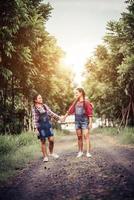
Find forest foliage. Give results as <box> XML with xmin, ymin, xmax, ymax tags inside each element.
<box><xmin>0</xmin><ymin>0</ymin><xmax>134</xmax><ymax>134</ymax></box>
<box><xmin>84</xmin><ymin>0</ymin><xmax>134</xmax><ymax>127</ymax></box>
<box><xmin>0</xmin><ymin>0</ymin><xmax>73</xmax><ymax>133</ymax></box>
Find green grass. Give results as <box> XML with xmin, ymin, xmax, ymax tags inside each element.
<box><xmin>119</xmin><ymin>128</ymin><xmax>134</xmax><ymax>144</ymax></box>
<box><xmin>92</xmin><ymin>127</ymin><xmax>134</xmax><ymax>145</ymax></box>
<box><xmin>1</xmin><ymin>127</ymin><xmax>133</xmax><ymax>184</ymax></box>
<box><xmin>91</xmin><ymin>127</ymin><xmax>118</xmax><ymax>136</ymax></box>
<box><xmin>0</xmin><ymin>132</ymin><xmax>40</xmax><ymax>184</ymax></box>
<box><xmin>0</xmin><ymin>129</ymin><xmax>69</xmax><ymax>184</ymax></box>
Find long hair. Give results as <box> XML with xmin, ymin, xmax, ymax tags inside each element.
<box><xmin>73</xmin><ymin>87</ymin><xmax>86</xmax><ymax>110</ymax></box>
<box><xmin>76</xmin><ymin>87</ymin><xmax>85</xmax><ymax>99</ymax></box>
<box><xmin>33</xmin><ymin>94</ymin><xmax>40</xmax><ymax>105</ymax></box>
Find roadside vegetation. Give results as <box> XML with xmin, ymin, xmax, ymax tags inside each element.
<box><xmin>0</xmin><ymin>132</ymin><xmax>39</xmax><ymax>183</ymax></box>
<box><xmin>0</xmin><ymin>129</ymin><xmax>72</xmax><ymax>184</ymax></box>
<box><xmin>92</xmin><ymin>127</ymin><xmax>134</xmax><ymax>145</ymax></box>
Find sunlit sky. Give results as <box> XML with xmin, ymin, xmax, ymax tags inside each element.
<box><xmin>43</xmin><ymin>0</ymin><xmax>126</xmax><ymax>85</ymax></box>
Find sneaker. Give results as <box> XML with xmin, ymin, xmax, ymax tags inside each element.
<box><xmin>76</xmin><ymin>152</ymin><xmax>83</xmax><ymax>158</ymax></box>
<box><xmin>86</xmin><ymin>152</ymin><xmax>92</xmax><ymax>158</ymax></box>
<box><xmin>43</xmin><ymin>157</ymin><xmax>49</xmax><ymax>162</ymax></box>
<box><xmin>50</xmin><ymin>153</ymin><xmax>59</xmax><ymax>159</ymax></box>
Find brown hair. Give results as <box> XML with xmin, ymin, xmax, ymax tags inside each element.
<box><xmin>73</xmin><ymin>87</ymin><xmax>86</xmax><ymax>110</ymax></box>
<box><xmin>76</xmin><ymin>87</ymin><xmax>85</xmax><ymax>99</ymax></box>
<box><xmin>33</xmin><ymin>94</ymin><xmax>40</xmax><ymax>104</ymax></box>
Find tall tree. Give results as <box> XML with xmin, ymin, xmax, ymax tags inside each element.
<box><xmin>84</xmin><ymin>0</ymin><xmax>134</xmax><ymax>126</ymax></box>
<box><xmin>0</xmin><ymin>0</ymin><xmax>73</xmax><ymax>133</ymax></box>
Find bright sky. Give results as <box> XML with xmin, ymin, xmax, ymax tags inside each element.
<box><xmin>43</xmin><ymin>0</ymin><xmax>126</xmax><ymax>85</ymax></box>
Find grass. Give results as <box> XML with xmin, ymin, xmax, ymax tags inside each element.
<box><xmin>91</xmin><ymin>127</ymin><xmax>134</xmax><ymax>145</ymax></box>
<box><xmin>1</xmin><ymin>127</ymin><xmax>133</xmax><ymax>184</ymax></box>
<box><xmin>0</xmin><ymin>129</ymin><xmax>69</xmax><ymax>184</ymax></box>
<box><xmin>91</xmin><ymin>127</ymin><xmax>118</xmax><ymax>136</ymax></box>
<box><xmin>119</xmin><ymin>128</ymin><xmax>134</xmax><ymax>144</ymax></box>
<box><xmin>0</xmin><ymin>132</ymin><xmax>40</xmax><ymax>184</ymax></box>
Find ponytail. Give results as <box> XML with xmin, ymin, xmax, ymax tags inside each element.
<box><xmin>75</xmin><ymin>87</ymin><xmax>86</xmax><ymax>110</ymax></box>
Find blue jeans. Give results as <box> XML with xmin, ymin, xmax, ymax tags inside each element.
<box><xmin>75</xmin><ymin>116</ymin><xmax>89</xmax><ymax>130</ymax></box>
<box><xmin>37</xmin><ymin>127</ymin><xmax>54</xmax><ymax>140</ymax></box>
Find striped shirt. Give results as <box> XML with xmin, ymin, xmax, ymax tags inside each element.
<box><xmin>32</xmin><ymin>104</ymin><xmax>60</xmax><ymax>129</ymax></box>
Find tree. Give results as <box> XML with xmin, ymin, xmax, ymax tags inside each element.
<box><xmin>84</xmin><ymin>0</ymin><xmax>134</xmax><ymax>126</ymax></box>
<box><xmin>0</xmin><ymin>0</ymin><xmax>73</xmax><ymax>133</ymax></box>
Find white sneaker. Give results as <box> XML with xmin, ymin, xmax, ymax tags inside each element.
<box><xmin>43</xmin><ymin>157</ymin><xmax>49</xmax><ymax>162</ymax></box>
<box><xmin>76</xmin><ymin>152</ymin><xmax>83</xmax><ymax>158</ymax></box>
<box><xmin>50</xmin><ymin>153</ymin><xmax>59</xmax><ymax>159</ymax></box>
<box><xmin>86</xmin><ymin>152</ymin><xmax>92</xmax><ymax>158</ymax></box>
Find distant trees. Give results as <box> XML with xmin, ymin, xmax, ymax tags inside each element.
<box><xmin>0</xmin><ymin>0</ymin><xmax>73</xmax><ymax>133</ymax></box>
<box><xmin>84</xmin><ymin>0</ymin><xmax>134</xmax><ymax>126</ymax></box>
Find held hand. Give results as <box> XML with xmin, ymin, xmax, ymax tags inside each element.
<box><xmin>59</xmin><ymin>116</ymin><xmax>66</xmax><ymax>123</ymax></box>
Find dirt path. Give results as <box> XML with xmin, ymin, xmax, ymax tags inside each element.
<box><xmin>0</xmin><ymin>133</ymin><xmax>134</xmax><ymax>200</ymax></box>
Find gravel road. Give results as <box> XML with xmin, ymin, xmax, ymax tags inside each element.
<box><xmin>0</xmin><ymin>133</ymin><xmax>134</xmax><ymax>200</ymax></box>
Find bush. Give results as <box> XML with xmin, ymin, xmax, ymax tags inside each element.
<box><xmin>0</xmin><ymin>132</ymin><xmax>36</xmax><ymax>156</ymax></box>
<box><xmin>0</xmin><ymin>132</ymin><xmax>39</xmax><ymax>183</ymax></box>
<box><xmin>0</xmin><ymin>135</ymin><xmax>16</xmax><ymax>155</ymax></box>
<box><xmin>16</xmin><ymin>132</ymin><xmax>35</xmax><ymax>147</ymax></box>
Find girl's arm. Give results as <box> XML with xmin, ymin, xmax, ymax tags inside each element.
<box><xmin>32</xmin><ymin>108</ymin><xmax>39</xmax><ymax>135</ymax></box>
<box><xmin>89</xmin><ymin>116</ymin><xmax>93</xmax><ymax>129</ymax></box>
<box><xmin>85</xmin><ymin>101</ymin><xmax>93</xmax><ymax>129</ymax></box>
<box><xmin>63</xmin><ymin>112</ymin><xmax>69</xmax><ymax>121</ymax></box>
<box><xmin>45</xmin><ymin>104</ymin><xmax>60</xmax><ymax>121</ymax></box>
<box><xmin>32</xmin><ymin>108</ymin><xmax>39</xmax><ymax>129</ymax></box>
<box><xmin>63</xmin><ymin>102</ymin><xmax>75</xmax><ymax>121</ymax></box>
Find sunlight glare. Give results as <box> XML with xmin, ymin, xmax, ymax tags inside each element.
<box><xmin>63</xmin><ymin>50</ymin><xmax>88</xmax><ymax>86</ymax></box>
